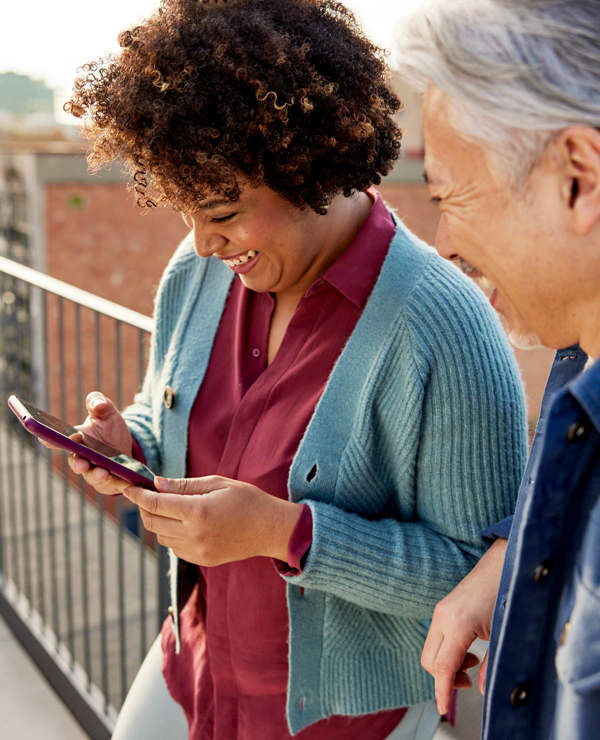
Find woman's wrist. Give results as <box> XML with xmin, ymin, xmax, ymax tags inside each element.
<box><xmin>265</xmin><ymin>499</ymin><xmax>304</xmax><ymax>562</ymax></box>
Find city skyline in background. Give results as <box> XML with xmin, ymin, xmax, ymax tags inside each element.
<box><xmin>0</xmin><ymin>0</ymin><xmax>428</xmax><ymax>121</ymax></box>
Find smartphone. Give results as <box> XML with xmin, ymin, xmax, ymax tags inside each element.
<box><xmin>7</xmin><ymin>394</ymin><xmax>156</xmax><ymax>490</ymax></box>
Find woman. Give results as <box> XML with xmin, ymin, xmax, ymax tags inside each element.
<box><xmin>65</xmin><ymin>1</ymin><xmax>527</xmax><ymax>738</ymax></box>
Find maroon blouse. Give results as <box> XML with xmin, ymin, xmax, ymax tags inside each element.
<box><xmin>159</xmin><ymin>192</ymin><xmax>407</xmax><ymax>738</ymax></box>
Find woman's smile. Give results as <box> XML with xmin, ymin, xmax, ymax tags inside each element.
<box><xmin>221</xmin><ymin>249</ymin><xmax>259</xmax><ymax>273</ymax></box>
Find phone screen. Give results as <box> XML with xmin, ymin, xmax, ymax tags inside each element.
<box><xmin>10</xmin><ymin>396</ymin><xmax>155</xmax><ymax>486</ymax></box>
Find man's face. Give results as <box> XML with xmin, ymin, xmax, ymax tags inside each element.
<box><xmin>435</xmin><ymin>216</ymin><xmax>542</xmax><ymax>350</ymax></box>
<box><xmin>423</xmin><ymin>87</ymin><xmax>576</xmax><ymax>350</ymax></box>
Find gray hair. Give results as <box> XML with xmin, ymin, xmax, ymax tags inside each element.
<box><xmin>393</xmin><ymin>0</ymin><xmax>600</xmax><ymax>183</ymax></box>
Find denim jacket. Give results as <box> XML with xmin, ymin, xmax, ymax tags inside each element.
<box><xmin>482</xmin><ymin>346</ymin><xmax>600</xmax><ymax>739</ymax></box>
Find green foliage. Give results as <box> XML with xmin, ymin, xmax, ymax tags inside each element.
<box><xmin>0</xmin><ymin>71</ymin><xmax>54</xmax><ymax>116</ymax></box>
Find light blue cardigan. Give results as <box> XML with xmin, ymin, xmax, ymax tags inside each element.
<box><xmin>124</xmin><ymin>216</ymin><xmax>527</xmax><ymax>734</ymax></box>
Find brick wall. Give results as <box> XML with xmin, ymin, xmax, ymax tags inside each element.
<box><xmin>46</xmin><ymin>183</ymin><xmax>188</xmax><ymax>316</ymax></box>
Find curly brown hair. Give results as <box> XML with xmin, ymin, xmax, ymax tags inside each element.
<box><xmin>66</xmin><ymin>0</ymin><xmax>401</xmax><ymax>214</ymax></box>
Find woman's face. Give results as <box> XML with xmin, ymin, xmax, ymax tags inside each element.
<box><xmin>186</xmin><ymin>185</ymin><xmax>361</xmax><ymax>300</ymax></box>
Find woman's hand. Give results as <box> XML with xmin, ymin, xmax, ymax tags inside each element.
<box><xmin>68</xmin><ymin>391</ymin><xmax>133</xmax><ymax>495</ymax></box>
<box><xmin>123</xmin><ymin>476</ymin><xmax>303</xmax><ymax>566</ymax></box>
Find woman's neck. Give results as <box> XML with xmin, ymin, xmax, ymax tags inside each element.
<box><xmin>268</xmin><ymin>190</ymin><xmax>374</xmax><ymax>363</ymax></box>
<box><xmin>274</xmin><ymin>190</ymin><xmax>373</xmax><ymax>308</ymax></box>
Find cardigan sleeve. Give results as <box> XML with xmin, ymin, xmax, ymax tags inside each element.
<box><xmin>282</xmin><ymin>259</ymin><xmax>527</xmax><ymax>619</ymax></box>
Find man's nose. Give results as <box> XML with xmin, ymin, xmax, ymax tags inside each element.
<box><xmin>193</xmin><ymin>230</ymin><xmax>228</xmax><ymax>258</ymax></box>
<box><xmin>434</xmin><ymin>214</ymin><xmax>456</xmax><ymax>261</ymax></box>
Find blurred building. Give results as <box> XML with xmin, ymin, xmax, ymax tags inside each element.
<box><xmin>393</xmin><ymin>76</ymin><xmax>425</xmax><ymax>159</ymax></box>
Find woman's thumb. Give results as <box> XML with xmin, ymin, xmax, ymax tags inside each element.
<box><xmin>86</xmin><ymin>392</ymin><xmax>114</xmax><ymax>418</ymax></box>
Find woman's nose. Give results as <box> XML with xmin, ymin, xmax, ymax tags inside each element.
<box><xmin>193</xmin><ymin>230</ymin><xmax>228</xmax><ymax>258</ymax></box>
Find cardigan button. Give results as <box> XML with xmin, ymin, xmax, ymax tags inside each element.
<box><xmin>567</xmin><ymin>421</ymin><xmax>586</xmax><ymax>442</ymax></box>
<box><xmin>509</xmin><ymin>682</ymin><xmax>532</xmax><ymax>707</ymax></box>
<box><xmin>163</xmin><ymin>386</ymin><xmax>175</xmax><ymax>409</ymax></box>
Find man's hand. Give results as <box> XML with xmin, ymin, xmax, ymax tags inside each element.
<box><xmin>421</xmin><ymin>537</ymin><xmax>508</xmax><ymax>714</ymax></box>
<box><xmin>124</xmin><ymin>475</ymin><xmax>303</xmax><ymax>565</ymax></box>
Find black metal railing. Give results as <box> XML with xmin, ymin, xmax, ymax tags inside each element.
<box><xmin>0</xmin><ymin>256</ymin><xmax>169</xmax><ymax>738</ymax></box>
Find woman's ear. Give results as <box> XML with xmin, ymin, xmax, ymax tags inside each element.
<box><xmin>557</xmin><ymin>126</ymin><xmax>600</xmax><ymax>236</ymax></box>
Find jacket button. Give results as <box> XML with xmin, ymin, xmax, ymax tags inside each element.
<box><xmin>567</xmin><ymin>421</ymin><xmax>586</xmax><ymax>442</ymax></box>
<box><xmin>163</xmin><ymin>386</ymin><xmax>175</xmax><ymax>409</ymax></box>
<box><xmin>510</xmin><ymin>682</ymin><xmax>532</xmax><ymax>706</ymax></box>
<box><xmin>533</xmin><ymin>561</ymin><xmax>552</xmax><ymax>583</ymax></box>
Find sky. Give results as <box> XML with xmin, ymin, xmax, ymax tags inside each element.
<box><xmin>0</xmin><ymin>0</ymin><xmax>430</xmax><ymax>120</ymax></box>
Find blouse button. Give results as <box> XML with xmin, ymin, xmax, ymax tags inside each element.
<box><xmin>163</xmin><ymin>386</ymin><xmax>175</xmax><ymax>409</ymax></box>
<box><xmin>252</xmin><ymin>348</ymin><xmax>261</xmax><ymax>358</ymax></box>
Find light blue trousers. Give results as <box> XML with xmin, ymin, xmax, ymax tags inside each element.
<box><xmin>112</xmin><ymin>636</ymin><xmax>440</xmax><ymax>740</ymax></box>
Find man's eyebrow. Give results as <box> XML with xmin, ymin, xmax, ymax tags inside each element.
<box><xmin>197</xmin><ymin>197</ymin><xmax>237</xmax><ymax>210</ymax></box>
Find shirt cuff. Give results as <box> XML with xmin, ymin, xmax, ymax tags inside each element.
<box><xmin>481</xmin><ymin>515</ymin><xmax>513</xmax><ymax>546</ymax></box>
<box><xmin>274</xmin><ymin>504</ymin><xmax>313</xmax><ymax>576</ymax></box>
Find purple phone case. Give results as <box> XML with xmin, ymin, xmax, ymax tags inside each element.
<box><xmin>7</xmin><ymin>395</ymin><xmax>156</xmax><ymax>490</ymax></box>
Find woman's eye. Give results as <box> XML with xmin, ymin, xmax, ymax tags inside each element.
<box><xmin>430</xmin><ymin>196</ymin><xmax>442</xmax><ymax>206</ymax></box>
<box><xmin>210</xmin><ymin>213</ymin><xmax>237</xmax><ymax>224</ymax></box>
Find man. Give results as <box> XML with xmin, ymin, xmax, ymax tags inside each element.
<box><xmin>395</xmin><ymin>1</ymin><xmax>600</xmax><ymax>738</ymax></box>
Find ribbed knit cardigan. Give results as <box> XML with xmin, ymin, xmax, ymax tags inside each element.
<box><xmin>123</xmin><ymin>217</ymin><xmax>527</xmax><ymax>735</ymax></box>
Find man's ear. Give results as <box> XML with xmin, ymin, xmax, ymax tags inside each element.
<box><xmin>557</xmin><ymin>126</ymin><xmax>600</xmax><ymax>236</ymax></box>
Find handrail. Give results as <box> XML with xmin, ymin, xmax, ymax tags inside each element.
<box><xmin>0</xmin><ymin>256</ymin><xmax>153</xmax><ymax>332</ymax></box>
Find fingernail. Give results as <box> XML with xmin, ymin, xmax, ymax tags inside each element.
<box><xmin>155</xmin><ymin>476</ymin><xmax>168</xmax><ymax>487</ymax></box>
<box><xmin>91</xmin><ymin>396</ymin><xmax>105</xmax><ymax>408</ymax></box>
